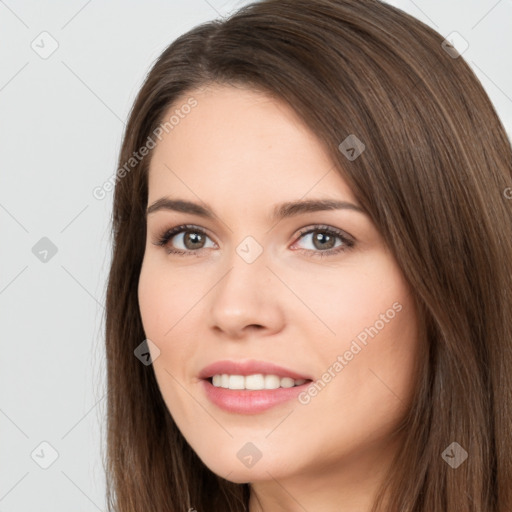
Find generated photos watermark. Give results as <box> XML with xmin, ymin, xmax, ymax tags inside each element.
<box><xmin>298</xmin><ymin>301</ymin><xmax>403</xmax><ymax>405</ymax></box>
<box><xmin>92</xmin><ymin>96</ymin><xmax>198</xmax><ymax>200</ymax></box>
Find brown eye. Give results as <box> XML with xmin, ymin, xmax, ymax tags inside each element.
<box><xmin>153</xmin><ymin>224</ymin><xmax>216</xmax><ymax>256</ymax></box>
<box><xmin>292</xmin><ymin>225</ymin><xmax>355</xmax><ymax>258</ymax></box>
<box><xmin>181</xmin><ymin>230</ymin><xmax>207</xmax><ymax>250</ymax></box>
<box><xmin>309</xmin><ymin>230</ymin><xmax>337</xmax><ymax>250</ymax></box>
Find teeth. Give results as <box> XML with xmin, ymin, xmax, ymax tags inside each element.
<box><xmin>210</xmin><ymin>373</ymin><xmax>308</xmax><ymax>390</ymax></box>
<box><xmin>229</xmin><ymin>375</ymin><xmax>245</xmax><ymax>389</ymax></box>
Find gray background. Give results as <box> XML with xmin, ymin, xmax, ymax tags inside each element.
<box><xmin>1</xmin><ymin>0</ymin><xmax>511</xmax><ymax>510</ymax></box>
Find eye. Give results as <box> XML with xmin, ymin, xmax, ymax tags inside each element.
<box><xmin>291</xmin><ymin>225</ymin><xmax>355</xmax><ymax>258</ymax></box>
<box><xmin>152</xmin><ymin>224</ymin><xmax>216</xmax><ymax>256</ymax></box>
<box><xmin>152</xmin><ymin>223</ymin><xmax>355</xmax><ymax>258</ymax></box>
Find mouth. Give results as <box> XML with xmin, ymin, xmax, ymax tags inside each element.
<box><xmin>198</xmin><ymin>360</ymin><xmax>314</xmax><ymax>414</ymax></box>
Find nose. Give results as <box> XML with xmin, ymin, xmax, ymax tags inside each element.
<box><xmin>208</xmin><ymin>248</ymin><xmax>285</xmax><ymax>340</ymax></box>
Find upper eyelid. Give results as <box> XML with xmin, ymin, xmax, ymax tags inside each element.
<box><xmin>295</xmin><ymin>224</ymin><xmax>354</xmax><ymax>240</ymax></box>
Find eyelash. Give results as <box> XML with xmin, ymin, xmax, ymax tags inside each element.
<box><xmin>152</xmin><ymin>223</ymin><xmax>355</xmax><ymax>258</ymax></box>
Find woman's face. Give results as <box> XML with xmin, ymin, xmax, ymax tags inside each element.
<box><xmin>138</xmin><ymin>84</ymin><xmax>420</xmax><ymax>495</ymax></box>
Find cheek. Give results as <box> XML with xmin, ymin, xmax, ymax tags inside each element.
<box><xmin>138</xmin><ymin>263</ymin><xmax>166</xmax><ymax>341</ymax></box>
<box><xmin>137</xmin><ymin>261</ymin><xmax>196</xmax><ymax>413</ymax></box>
<box><xmin>290</xmin><ymin>250</ymin><xmax>410</xmax><ymax>342</ymax></box>
<box><xmin>304</xmin><ymin>251</ymin><xmax>419</xmax><ymax>410</ymax></box>
<box><xmin>138</xmin><ymin>260</ymin><xmax>185</xmax><ymax>368</ymax></box>
<box><xmin>138</xmin><ymin>258</ymin><xmax>204</xmax><ymax>378</ymax></box>
<box><xmin>138</xmin><ymin>257</ymin><xmax>190</xmax><ymax>340</ymax></box>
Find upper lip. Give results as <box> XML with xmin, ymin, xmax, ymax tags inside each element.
<box><xmin>199</xmin><ymin>359</ymin><xmax>313</xmax><ymax>381</ymax></box>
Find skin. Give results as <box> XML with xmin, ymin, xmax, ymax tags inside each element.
<box><xmin>138</xmin><ymin>83</ymin><xmax>420</xmax><ymax>511</ymax></box>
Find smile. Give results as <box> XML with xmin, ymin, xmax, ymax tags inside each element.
<box><xmin>199</xmin><ymin>359</ymin><xmax>313</xmax><ymax>414</ymax></box>
<box><xmin>210</xmin><ymin>373</ymin><xmax>307</xmax><ymax>390</ymax></box>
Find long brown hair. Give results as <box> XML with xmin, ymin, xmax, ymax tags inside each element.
<box><xmin>103</xmin><ymin>0</ymin><xmax>512</xmax><ymax>510</ymax></box>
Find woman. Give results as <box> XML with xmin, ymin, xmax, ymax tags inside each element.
<box><xmin>104</xmin><ymin>0</ymin><xmax>512</xmax><ymax>510</ymax></box>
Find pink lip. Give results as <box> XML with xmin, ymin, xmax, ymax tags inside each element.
<box><xmin>198</xmin><ymin>359</ymin><xmax>312</xmax><ymax>380</ymax></box>
<box><xmin>201</xmin><ymin>380</ymin><xmax>312</xmax><ymax>414</ymax></box>
<box><xmin>198</xmin><ymin>359</ymin><xmax>313</xmax><ymax>414</ymax></box>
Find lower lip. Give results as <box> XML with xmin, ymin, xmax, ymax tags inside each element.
<box><xmin>201</xmin><ymin>379</ymin><xmax>311</xmax><ymax>414</ymax></box>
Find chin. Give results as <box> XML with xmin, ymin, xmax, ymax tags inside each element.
<box><xmin>200</xmin><ymin>451</ymin><xmax>293</xmax><ymax>484</ymax></box>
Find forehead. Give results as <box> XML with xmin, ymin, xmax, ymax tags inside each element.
<box><xmin>147</xmin><ymin>84</ymin><xmax>357</xmax><ymax>208</ymax></box>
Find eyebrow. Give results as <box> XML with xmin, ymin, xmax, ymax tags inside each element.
<box><xmin>146</xmin><ymin>197</ymin><xmax>366</xmax><ymax>222</ymax></box>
